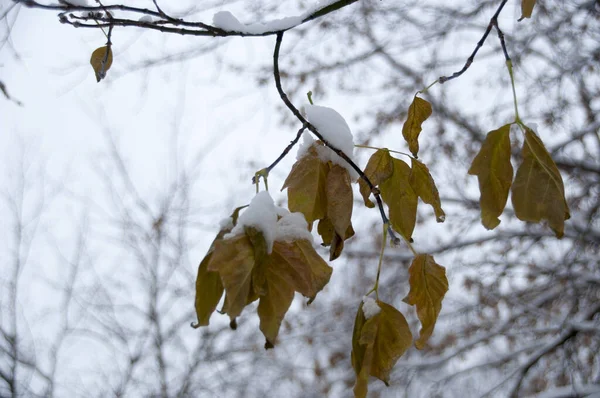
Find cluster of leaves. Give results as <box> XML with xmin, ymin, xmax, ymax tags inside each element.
<box><xmin>469</xmin><ymin>123</ymin><xmax>570</xmax><ymax>237</ymax></box>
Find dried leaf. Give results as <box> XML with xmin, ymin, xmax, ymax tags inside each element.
<box><xmin>358</xmin><ymin>149</ymin><xmax>394</xmax><ymax>208</ymax></box>
<box><xmin>90</xmin><ymin>46</ymin><xmax>113</xmax><ymax>82</ymax></box>
<box><xmin>520</xmin><ymin>0</ymin><xmax>537</xmax><ymax>20</ymax></box>
<box><xmin>351</xmin><ymin>301</ymin><xmax>413</xmax><ymax>397</ymax></box>
<box><xmin>511</xmin><ymin>128</ymin><xmax>570</xmax><ymax>237</ymax></box>
<box><xmin>410</xmin><ymin>158</ymin><xmax>445</xmax><ymax>222</ymax></box>
<box><xmin>402</xmin><ymin>97</ymin><xmax>432</xmax><ymax>157</ymax></box>
<box><xmin>379</xmin><ymin>158</ymin><xmax>418</xmax><ymax>240</ymax></box>
<box><xmin>403</xmin><ymin>254</ymin><xmax>448</xmax><ymax>349</ymax></box>
<box><xmin>468</xmin><ymin>125</ymin><xmax>513</xmax><ymax>229</ymax></box>
<box><xmin>326</xmin><ymin>164</ymin><xmax>353</xmax><ymax>237</ymax></box>
<box><xmin>282</xmin><ymin>146</ymin><xmax>328</xmax><ymax>225</ymax></box>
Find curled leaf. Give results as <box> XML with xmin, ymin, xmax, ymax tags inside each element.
<box><xmin>468</xmin><ymin>125</ymin><xmax>513</xmax><ymax>230</ymax></box>
<box><xmin>403</xmin><ymin>254</ymin><xmax>448</xmax><ymax>349</ymax></box>
<box><xmin>90</xmin><ymin>46</ymin><xmax>113</xmax><ymax>82</ymax></box>
<box><xmin>379</xmin><ymin>158</ymin><xmax>418</xmax><ymax>240</ymax></box>
<box><xmin>410</xmin><ymin>158</ymin><xmax>445</xmax><ymax>222</ymax></box>
<box><xmin>402</xmin><ymin>97</ymin><xmax>432</xmax><ymax>157</ymax></box>
<box><xmin>358</xmin><ymin>149</ymin><xmax>393</xmax><ymax>208</ymax></box>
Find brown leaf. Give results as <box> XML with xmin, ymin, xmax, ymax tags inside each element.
<box><xmin>403</xmin><ymin>254</ymin><xmax>448</xmax><ymax>349</ymax></box>
<box><xmin>520</xmin><ymin>0</ymin><xmax>537</xmax><ymax>20</ymax></box>
<box><xmin>410</xmin><ymin>158</ymin><xmax>445</xmax><ymax>223</ymax></box>
<box><xmin>282</xmin><ymin>145</ymin><xmax>329</xmax><ymax>226</ymax></box>
<box><xmin>358</xmin><ymin>149</ymin><xmax>394</xmax><ymax>208</ymax></box>
<box><xmin>351</xmin><ymin>301</ymin><xmax>413</xmax><ymax>397</ymax></box>
<box><xmin>326</xmin><ymin>164</ymin><xmax>354</xmax><ymax>237</ymax></box>
<box><xmin>379</xmin><ymin>158</ymin><xmax>418</xmax><ymax>240</ymax></box>
<box><xmin>90</xmin><ymin>46</ymin><xmax>113</xmax><ymax>82</ymax></box>
<box><xmin>402</xmin><ymin>97</ymin><xmax>432</xmax><ymax>157</ymax></box>
<box><xmin>511</xmin><ymin>128</ymin><xmax>570</xmax><ymax>237</ymax></box>
<box><xmin>468</xmin><ymin>125</ymin><xmax>513</xmax><ymax>230</ymax></box>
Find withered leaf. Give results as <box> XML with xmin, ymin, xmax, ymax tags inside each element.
<box><xmin>358</xmin><ymin>149</ymin><xmax>394</xmax><ymax>208</ymax></box>
<box><xmin>468</xmin><ymin>125</ymin><xmax>513</xmax><ymax>230</ymax></box>
<box><xmin>410</xmin><ymin>158</ymin><xmax>445</xmax><ymax>223</ymax></box>
<box><xmin>379</xmin><ymin>158</ymin><xmax>418</xmax><ymax>240</ymax></box>
<box><xmin>403</xmin><ymin>254</ymin><xmax>448</xmax><ymax>349</ymax></box>
<box><xmin>520</xmin><ymin>0</ymin><xmax>537</xmax><ymax>20</ymax></box>
<box><xmin>90</xmin><ymin>46</ymin><xmax>113</xmax><ymax>82</ymax></box>
<box><xmin>326</xmin><ymin>164</ymin><xmax>353</xmax><ymax>238</ymax></box>
<box><xmin>351</xmin><ymin>301</ymin><xmax>413</xmax><ymax>397</ymax></box>
<box><xmin>511</xmin><ymin>128</ymin><xmax>570</xmax><ymax>237</ymax></box>
<box><xmin>402</xmin><ymin>97</ymin><xmax>432</xmax><ymax>157</ymax></box>
<box><xmin>282</xmin><ymin>145</ymin><xmax>329</xmax><ymax>226</ymax></box>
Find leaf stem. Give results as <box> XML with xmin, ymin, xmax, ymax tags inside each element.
<box><xmin>417</xmin><ymin>79</ymin><xmax>438</xmax><ymax>95</ymax></box>
<box><xmin>354</xmin><ymin>145</ymin><xmax>413</xmax><ymax>159</ymax></box>
<box><xmin>372</xmin><ymin>222</ymin><xmax>389</xmax><ymax>300</ymax></box>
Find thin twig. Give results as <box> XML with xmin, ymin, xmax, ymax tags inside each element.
<box><xmin>252</xmin><ymin>125</ymin><xmax>307</xmax><ymax>185</ymax></box>
<box><xmin>438</xmin><ymin>0</ymin><xmax>509</xmax><ymax>84</ymax></box>
<box><xmin>273</xmin><ymin>32</ymin><xmax>400</xmax><ymax>245</ymax></box>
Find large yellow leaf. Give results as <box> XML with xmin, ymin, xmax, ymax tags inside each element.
<box><xmin>520</xmin><ymin>0</ymin><xmax>537</xmax><ymax>19</ymax></box>
<box><xmin>351</xmin><ymin>301</ymin><xmax>413</xmax><ymax>397</ymax></box>
<box><xmin>257</xmin><ymin>268</ymin><xmax>295</xmax><ymax>349</ymax></box>
<box><xmin>409</xmin><ymin>158</ymin><xmax>445</xmax><ymax>223</ymax></box>
<box><xmin>90</xmin><ymin>46</ymin><xmax>113</xmax><ymax>82</ymax></box>
<box><xmin>207</xmin><ymin>234</ymin><xmax>256</xmax><ymax>319</ymax></box>
<box><xmin>511</xmin><ymin>129</ymin><xmax>570</xmax><ymax>237</ymax></box>
<box><xmin>194</xmin><ymin>206</ymin><xmax>246</xmax><ymax>327</ymax></box>
<box><xmin>403</xmin><ymin>254</ymin><xmax>448</xmax><ymax>349</ymax></box>
<box><xmin>402</xmin><ymin>97</ymin><xmax>432</xmax><ymax>157</ymax></box>
<box><xmin>282</xmin><ymin>146</ymin><xmax>328</xmax><ymax>225</ymax></box>
<box><xmin>468</xmin><ymin>125</ymin><xmax>513</xmax><ymax>230</ymax></box>
<box><xmin>358</xmin><ymin>149</ymin><xmax>394</xmax><ymax>208</ymax></box>
<box><xmin>379</xmin><ymin>158</ymin><xmax>418</xmax><ymax>240</ymax></box>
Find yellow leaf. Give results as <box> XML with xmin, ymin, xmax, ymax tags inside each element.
<box><xmin>468</xmin><ymin>125</ymin><xmax>513</xmax><ymax>230</ymax></box>
<box><xmin>90</xmin><ymin>46</ymin><xmax>113</xmax><ymax>82</ymax></box>
<box><xmin>520</xmin><ymin>0</ymin><xmax>537</xmax><ymax>20</ymax></box>
<box><xmin>379</xmin><ymin>158</ymin><xmax>418</xmax><ymax>240</ymax></box>
<box><xmin>511</xmin><ymin>128</ymin><xmax>570</xmax><ymax>237</ymax></box>
<box><xmin>403</xmin><ymin>254</ymin><xmax>448</xmax><ymax>349</ymax></box>
<box><xmin>257</xmin><ymin>268</ymin><xmax>295</xmax><ymax>349</ymax></box>
<box><xmin>351</xmin><ymin>301</ymin><xmax>413</xmax><ymax>397</ymax></box>
<box><xmin>402</xmin><ymin>97</ymin><xmax>432</xmax><ymax>157</ymax></box>
<box><xmin>194</xmin><ymin>206</ymin><xmax>246</xmax><ymax>327</ymax></box>
<box><xmin>207</xmin><ymin>234</ymin><xmax>256</xmax><ymax>319</ymax></box>
<box><xmin>317</xmin><ymin>218</ymin><xmax>354</xmax><ymax>261</ymax></box>
<box><xmin>282</xmin><ymin>145</ymin><xmax>328</xmax><ymax>226</ymax></box>
<box><xmin>358</xmin><ymin>149</ymin><xmax>393</xmax><ymax>208</ymax></box>
<box><xmin>410</xmin><ymin>158</ymin><xmax>445</xmax><ymax>223</ymax></box>
<box><xmin>326</xmin><ymin>164</ymin><xmax>353</xmax><ymax>237</ymax></box>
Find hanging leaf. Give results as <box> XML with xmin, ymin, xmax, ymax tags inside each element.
<box><xmin>403</xmin><ymin>254</ymin><xmax>448</xmax><ymax>349</ymax></box>
<box><xmin>409</xmin><ymin>158</ymin><xmax>445</xmax><ymax>223</ymax></box>
<box><xmin>351</xmin><ymin>301</ymin><xmax>413</xmax><ymax>398</ymax></box>
<box><xmin>520</xmin><ymin>0</ymin><xmax>537</xmax><ymax>20</ymax></box>
<box><xmin>326</xmin><ymin>164</ymin><xmax>353</xmax><ymax>238</ymax></box>
<box><xmin>282</xmin><ymin>145</ymin><xmax>328</xmax><ymax>226</ymax></box>
<box><xmin>90</xmin><ymin>46</ymin><xmax>113</xmax><ymax>82</ymax></box>
<box><xmin>511</xmin><ymin>128</ymin><xmax>570</xmax><ymax>237</ymax></box>
<box><xmin>379</xmin><ymin>158</ymin><xmax>418</xmax><ymax>240</ymax></box>
<box><xmin>468</xmin><ymin>125</ymin><xmax>513</xmax><ymax>230</ymax></box>
<box><xmin>402</xmin><ymin>97</ymin><xmax>432</xmax><ymax>157</ymax></box>
<box><xmin>358</xmin><ymin>149</ymin><xmax>394</xmax><ymax>208</ymax></box>
<box><xmin>317</xmin><ymin>217</ymin><xmax>354</xmax><ymax>261</ymax></box>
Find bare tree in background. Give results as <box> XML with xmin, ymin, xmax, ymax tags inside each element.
<box><xmin>2</xmin><ymin>0</ymin><xmax>599</xmax><ymax>397</ymax></box>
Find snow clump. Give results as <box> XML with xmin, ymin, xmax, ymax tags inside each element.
<box><xmin>362</xmin><ymin>296</ymin><xmax>381</xmax><ymax>319</ymax></box>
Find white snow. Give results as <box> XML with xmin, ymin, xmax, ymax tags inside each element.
<box><xmin>362</xmin><ymin>296</ymin><xmax>381</xmax><ymax>319</ymax></box>
<box><xmin>212</xmin><ymin>1</ymin><xmax>344</xmax><ymax>34</ymax></box>
<box><xmin>212</xmin><ymin>11</ymin><xmax>302</xmax><ymax>34</ymax></box>
<box><xmin>274</xmin><ymin>212</ymin><xmax>313</xmax><ymax>244</ymax></box>
<box><xmin>226</xmin><ymin>191</ymin><xmax>278</xmax><ymax>253</ymax></box>
<box><xmin>138</xmin><ymin>15</ymin><xmax>154</xmax><ymax>23</ymax></box>
<box><xmin>304</xmin><ymin>105</ymin><xmax>358</xmax><ymax>179</ymax></box>
<box><xmin>218</xmin><ymin>216</ymin><xmax>233</xmax><ymax>231</ymax></box>
<box><xmin>67</xmin><ymin>0</ymin><xmax>90</xmax><ymax>5</ymax></box>
<box><xmin>224</xmin><ymin>192</ymin><xmax>313</xmax><ymax>253</ymax></box>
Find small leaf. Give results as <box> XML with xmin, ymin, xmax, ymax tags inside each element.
<box><xmin>410</xmin><ymin>158</ymin><xmax>445</xmax><ymax>222</ymax></box>
<box><xmin>511</xmin><ymin>128</ymin><xmax>570</xmax><ymax>237</ymax></box>
<box><xmin>351</xmin><ymin>301</ymin><xmax>413</xmax><ymax>397</ymax></box>
<box><xmin>402</xmin><ymin>97</ymin><xmax>432</xmax><ymax>157</ymax></box>
<box><xmin>379</xmin><ymin>158</ymin><xmax>418</xmax><ymax>240</ymax></box>
<box><xmin>358</xmin><ymin>149</ymin><xmax>394</xmax><ymax>208</ymax></box>
<box><xmin>403</xmin><ymin>254</ymin><xmax>448</xmax><ymax>349</ymax></box>
<box><xmin>282</xmin><ymin>145</ymin><xmax>328</xmax><ymax>226</ymax></box>
<box><xmin>520</xmin><ymin>0</ymin><xmax>537</xmax><ymax>20</ymax></box>
<box><xmin>90</xmin><ymin>46</ymin><xmax>113</xmax><ymax>82</ymax></box>
<box><xmin>468</xmin><ymin>125</ymin><xmax>513</xmax><ymax>230</ymax></box>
